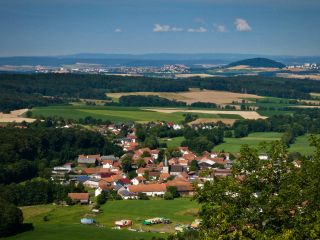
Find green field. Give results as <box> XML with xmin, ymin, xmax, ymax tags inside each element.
<box><xmin>159</xmin><ymin>136</ymin><xmax>185</xmax><ymax>148</ymax></box>
<box><xmin>5</xmin><ymin>199</ymin><xmax>198</xmax><ymax>240</ymax></box>
<box><xmin>289</xmin><ymin>134</ymin><xmax>318</xmax><ymax>155</ymax></box>
<box><xmin>214</xmin><ymin>132</ymin><xmax>283</xmax><ymax>153</ymax></box>
<box><xmin>31</xmin><ymin>105</ymin><xmax>243</xmax><ymax>123</ymax></box>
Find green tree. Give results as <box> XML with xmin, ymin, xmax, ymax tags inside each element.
<box><xmin>121</xmin><ymin>155</ymin><xmax>132</xmax><ymax>173</ymax></box>
<box><xmin>137</xmin><ymin>158</ymin><xmax>146</xmax><ymax>168</ymax></box>
<box><xmin>144</xmin><ymin>135</ymin><xmax>159</xmax><ymax>149</ymax></box>
<box><xmin>166</xmin><ymin>186</ymin><xmax>180</xmax><ymax>198</ymax></box>
<box><xmin>189</xmin><ymin>160</ymin><xmax>199</xmax><ymax>172</ymax></box>
<box><xmin>96</xmin><ymin>191</ymin><xmax>108</xmax><ymax>205</ymax></box>
<box><xmin>164</xmin><ymin>191</ymin><xmax>174</xmax><ymax>200</ymax></box>
<box><xmin>0</xmin><ymin>198</ymin><xmax>24</xmax><ymax>237</ymax></box>
<box><xmin>195</xmin><ymin>140</ymin><xmax>320</xmax><ymax>239</ymax></box>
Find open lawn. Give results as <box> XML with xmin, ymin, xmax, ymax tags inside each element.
<box><xmin>159</xmin><ymin>136</ymin><xmax>185</xmax><ymax>148</ymax></box>
<box><xmin>97</xmin><ymin>198</ymin><xmax>198</xmax><ymax>232</ymax></box>
<box><xmin>289</xmin><ymin>134</ymin><xmax>318</xmax><ymax>156</ymax></box>
<box><xmin>31</xmin><ymin>105</ymin><xmax>244</xmax><ymax>123</ymax></box>
<box><xmin>214</xmin><ymin>132</ymin><xmax>283</xmax><ymax>153</ymax></box>
<box><xmin>5</xmin><ymin>199</ymin><xmax>198</xmax><ymax>240</ymax></box>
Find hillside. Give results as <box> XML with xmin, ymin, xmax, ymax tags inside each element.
<box><xmin>227</xmin><ymin>58</ymin><xmax>286</xmax><ymax>69</ymax></box>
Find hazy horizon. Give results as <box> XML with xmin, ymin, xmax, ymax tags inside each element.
<box><xmin>1</xmin><ymin>0</ymin><xmax>320</xmax><ymax>57</ymax></box>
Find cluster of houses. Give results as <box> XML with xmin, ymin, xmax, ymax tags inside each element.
<box><xmin>58</xmin><ymin>144</ymin><xmax>233</xmax><ymax>203</ymax></box>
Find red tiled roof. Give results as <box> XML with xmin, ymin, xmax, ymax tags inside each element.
<box><xmin>159</xmin><ymin>172</ymin><xmax>170</xmax><ymax>180</ymax></box>
<box><xmin>102</xmin><ymin>160</ymin><xmax>114</xmax><ymax>165</ymax></box>
<box><xmin>212</xmin><ymin>158</ymin><xmax>226</xmax><ymax>165</ymax></box>
<box><xmin>128</xmin><ymin>183</ymin><xmax>166</xmax><ymax>193</ymax></box>
<box><xmin>136</xmin><ymin>176</ymin><xmax>145</xmax><ymax>181</ymax></box>
<box><xmin>68</xmin><ymin>193</ymin><xmax>89</xmax><ymax>201</ymax></box>
<box><xmin>119</xmin><ymin>178</ymin><xmax>131</xmax><ymax>184</ymax></box>
<box><xmin>83</xmin><ymin>168</ymin><xmax>110</xmax><ymax>175</ymax></box>
<box><xmin>101</xmin><ymin>174</ymin><xmax>123</xmax><ymax>183</ymax></box>
<box><xmin>166</xmin><ymin>181</ymin><xmax>194</xmax><ymax>192</ymax></box>
<box><xmin>137</xmin><ymin>168</ymin><xmax>146</xmax><ymax>174</ymax></box>
<box><xmin>183</xmin><ymin>153</ymin><xmax>196</xmax><ymax>161</ymax></box>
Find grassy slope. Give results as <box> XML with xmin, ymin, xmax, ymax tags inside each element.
<box><xmin>289</xmin><ymin>134</ymin><xmax>318</xmax><ymax>156</ymax></box>
<box><xmin>159</xmin><ymin>137</ymin><xmax>185</xmax><ymax>148</ymax></box>
<box><xmin>215</xmin><ymin>132</ymin><xmax>318</xmax><ymax>155</ymax></box>
<box><xmin>97</xmin><ymin>199</ymin><xmax>198</xmax><ymax>232</ymax></box>
<box><xmin>31</xmin><ymin>105</ymin><xmax>242</xmax><ymax>123</ymax></box>
<box><xmin>214</xmin><ymin>132</ymin><xmax>283</xmax><ymax>153</ymax></box>
<box><xmin>5</xmin><ymin>199</ymin><xmax>197</xmax><ymax>240</ymax></box>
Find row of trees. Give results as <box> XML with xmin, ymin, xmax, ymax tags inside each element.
<box><xmin>0</xmin><ymin>178</ymin><xmax>86</xmax><ymax>206</ymax></box>
<box><xmin>114</xmin><ymin>95</ymin><xmax>187</xmax><ymax>107</ymax></box>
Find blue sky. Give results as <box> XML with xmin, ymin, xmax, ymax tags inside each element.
<box><xmin>0</xmin><ymin>0</ymin><xmax>319</xmax><ymax>56</ymax></box>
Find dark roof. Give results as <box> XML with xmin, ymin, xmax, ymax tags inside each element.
<box><xmin>170</xmin><ymin>165</ymin><xmax>184</xmax><ymax>173</ymax></box>
<box><xmin>71</xmin><ymin>175</ymin><xmax>90</xmax><ymax>183</ymax></box>
<box><xmin>118</xmin><ymin>189</ymin><xmax>136</xmax><ymax>197</ymax></box>
<box><xmin>100</xmin><ymin>172</ymin><xmax>116</xmax><ymax>178</ymax></box>
<box><xmin>101</xmin><ymin>155</ymin><xmax>118</xmax><ymax>161</ymax></box>
<box><xmin>149</xmin><ymin>171</ymin><xmax>160</xmax><ymax>177</ymax></box>
<box><xmin>77</xmin><ymin>154</ymin><xmax>100</xmax><ymax>164</ymax></box>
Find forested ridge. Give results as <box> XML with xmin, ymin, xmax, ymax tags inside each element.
<box><xmin>0</xmin><ymin>126</ymin><xmax>122</xmax><ymax>184</ymax></box>
<box><xmin>1</xmin><ymin>73</ymin><xmax>320</xmax><ymax>111</ymax></box>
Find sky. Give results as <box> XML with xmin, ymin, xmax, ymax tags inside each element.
<box><xmin>0</xmin><ymin>0</ymin><xmax>320</xmax><ymax>57</ymax></box>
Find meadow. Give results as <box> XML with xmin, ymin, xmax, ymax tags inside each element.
<box><xmin>289</xmin><ymin>134</ymin><xmax>318</xmax><ymax>155</ymax></box>
<box><xmin>159</xmin><ymin>136</ymin><xmax>185</xmax><ymax>148</ymax></box>
<box><xmin>4</xmin><ymin>199</ymin><xmax>198</xmax><ymax>240</ymax></box>
<box><xmin>214</xmin><ymin>132</ymin><xmax>283</xmax><ymax>153</ymax></box>
<box><xmin>31</xmin><ymin>105</ymin><xmax>243</xmax><ymax>123</ymax></box>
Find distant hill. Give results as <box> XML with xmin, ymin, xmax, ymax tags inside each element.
<box><xmin>227</xmin><ymin>58</ymin><xmax>286</xmax><ymax>69</ymax></box>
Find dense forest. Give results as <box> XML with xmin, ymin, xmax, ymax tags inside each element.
<box><xmin>1</xmin><ymin>73</ymin><xmax>320</xmax><ymax>111</ymax></box>
<box><xmin>0</xmin><ymin>126</ymin><xmax>123</xmax><ymax>184</ymax></box>
<box><xmin>116</xmin><ymin>95</ymin><xmax>187</xmax><ymax>107</ymax></box>
<box><xmin>226</xmin><ymin>57</ymin><xmax>286</xmax><ymax>68</ymax></box>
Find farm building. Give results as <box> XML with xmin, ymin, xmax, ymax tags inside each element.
<box><xmin>68</xmin><ymin>193</ymin><xmax>90</xmax><ymax>204</ymax></box>
<box><xmin>127</xmin><ymin>183</ymin><xmax>166</xmax><ymax>197</ymax></box>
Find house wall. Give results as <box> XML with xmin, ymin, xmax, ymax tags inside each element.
<box><xmin>144</xmin><ymin>191</ymin><xmax>165</xmax><ymax>197</ymax></box>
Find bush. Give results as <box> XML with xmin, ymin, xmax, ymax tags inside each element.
<box><xmin>138</xmin><ymin>193</ymin><xmax>150</xmax><ymax>200</ymax></box>
<box><xmin>0</xmin><ymin>198</ymin><xmax>24</xmax><ymax>237</ymax></box>
<box><xmin>164</xmin><ymin>192</ymin><xmax>174</xmax><ymax>200</ymax></box>
<box><xmin>166</xmin><ymin>186</ymin><xmax>180</xmax><ymax>198</ymax></box>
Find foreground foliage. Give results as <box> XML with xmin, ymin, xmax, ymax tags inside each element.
<box><xmin>195</xmin><ymin>139</ymin><xmax>320</xmax><ymax>239</ymax></box>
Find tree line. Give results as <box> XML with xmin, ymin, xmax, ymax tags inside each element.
<box><xmin>2</xmin><ymin>73</ymin><xmax>320</xmax><ymax>111</ymax></box>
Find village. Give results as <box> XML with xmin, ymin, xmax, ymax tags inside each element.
<box><xmin>51</xmin><ymin>121</ymin><xmax>235</xmax><ymax>231</ymax></box>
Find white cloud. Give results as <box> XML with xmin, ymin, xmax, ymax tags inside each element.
<box><xmin>153</xmin><ymin>24</ymin><xmax>183</xmax><ymax>32</ymax></box>
<box><xmin>115</xmin><ymin>28</ymin><xmax>122</xmax><ymax>33</ymax></box>
<box><xmin>213</xmin><ymin>24</ymin><xmax>227</xmax><ymax>33</ymax></box>
<box><xmin>187</xmin><ymin>26</ymin><xmax>207</xmax><ymax>33</ymax></box>
<box><xmin>234</xmin><ymin>18</ymin><xmax>252</xmax><ymax>32</ymax></box>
